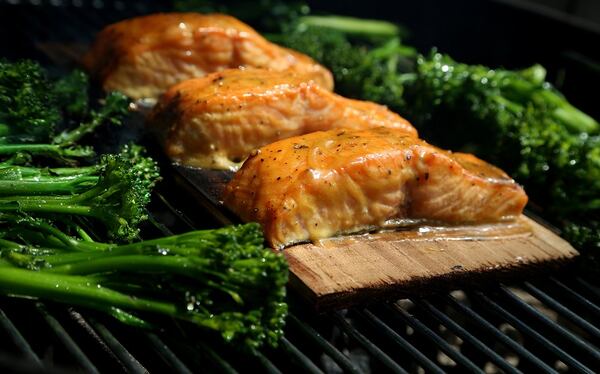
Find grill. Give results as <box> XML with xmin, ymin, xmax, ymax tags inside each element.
<box><xmin>0</xmin><ymin>1</ymin><xmax>599</xmax><ymax>373</ymax></box>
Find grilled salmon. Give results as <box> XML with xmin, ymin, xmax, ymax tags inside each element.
<box><xmin>83</xmin><ymin>13</ymin><xmax>333</xmax><ymax>100</ymax></box>
<box><xmin>147</xmin><ymin>68</ymin><xmax>417</xmax><ymax>170</ymax></box>
<box><xmin>223</xmin><ymin>127</ymin><xmax>528</xmax><ymax>248</ymax></box>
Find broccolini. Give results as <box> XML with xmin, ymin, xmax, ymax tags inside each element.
<box><xmin>269</xmin><ymin>13</ymin><xmax>600</xmax><ymax>252</ymax></box>
<box><xmin>0</xmin><ymin>147</ymin><xmax>160</xmax><ymax>241</ymax></box>
<box><xmin>0</xmin><ymin>59</ymin><xmax>60</xmax><ymax>144</ymax></box>
<box><xmin>0</xmin><ymin>60</ymin><xmax>129</xmax><ymax>163</ymax></box>
<box><xmin>0</xmin><ymin>216</ymin><xmax>288</xmax><ymax>348</ymax></box>
<box><xmin>401</xmin><ymin>53</ymin><xmax>600</xmax><ymax>250</ymax></box>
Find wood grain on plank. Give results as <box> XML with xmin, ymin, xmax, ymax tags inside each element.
<box><xmin>285</xmin><ymin>216</ymin><xmax>578</xmax><ymax>310</ymax></box>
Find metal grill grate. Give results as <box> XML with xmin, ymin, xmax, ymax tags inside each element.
<box><xmin>1</xmin><ymin>183</ymin><xmax>598</xmax><ymax>373</ymax></box>
<box><xmin>0</xmin><ymin>1</ymin><xmax>599</xmax><ymax>373</ymax></box>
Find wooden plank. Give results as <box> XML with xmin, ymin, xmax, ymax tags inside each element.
<box><xmin>284</xmin><ymin>216</ymin><xmax>578</xmax><ymax>310</ymax></box>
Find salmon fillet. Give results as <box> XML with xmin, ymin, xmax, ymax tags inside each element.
<box><xmin>83</xmin><ymin>13</ymin><xmax>333</xmax><ymax>100</ymax></box>
<box><xmin>147</xmin><ymin>69</ymin><xmax>417</xmax><ymax>170</ymax></box>
<box><xmin>223</xmin><ymin>127</ymin><xmax>528</xmax><ymax>248</ymax></box>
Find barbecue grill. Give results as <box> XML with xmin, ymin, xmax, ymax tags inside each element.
<box><xmin>0</xmin><ymin>1</ymin><xmax>599</xmax><ymax>373</ymax></box>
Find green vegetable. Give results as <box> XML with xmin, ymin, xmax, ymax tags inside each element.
<box><xmin>271</xmin><ymin>21</ymin><xmax>415</xmax><ymax>103</ymax></box>
<box><xmin>265</xmin><ymin>10</ymin><xmax>600</xmax><ymax>251</ymax></box>
<box><xmin>0</xmin><ymin>143</ymin><xmax>155</xmax><ymax>192</ymax></box>
<box><xmin>399</xmin><ymin>53</ymin><xmax>600</xmax><ymax>249</ymax></box>
<box><xmin>0</xmin><ymin>91</ymin><xmax>129</xmax><ymax>163</ymax></box>
<box><xmin>0</xmin><ymin>143</ymin><xmax>94</xmax><ymax>163</ymax></box>
<box><xmin>0</xmin><ymin>60</ymin><xmax>129</xmax><ymax>163</ymax></box>
<box><xmin>0</xmin><ymin>59</ymin><xmax>60</xmax><ymax>144</ymax></box>
<box><xmin>0</xmin><ymin>148</ymin><xmax>160</xmax><ymax>241</ymax></box>
<box><xmin>0</xmin><ymin>57</ymin><xmax>290</xmax><ymax>349</ymax></box>
<box><xmin>51</xmin><ymin>91</ymin><xmax>129</xmax><ymax>147</ymax></box>
<box><xmin>0</xmin><ymin>217</ymin><xmax>288</xmax><ymax>348</ymax></box>
<box><xmin>52</xmin><ymin>70</ymin><xmax>89</xmax><ymax>119</ymax></box>
<box><xmin>270</xmin><ymin>24</ymin><xmax>365</xmax><ymax>94</ymax></box>
<box><xmin>295</xmin><ymin>15</ymin><xmax>402</xmax><ymax>40</ymax></box>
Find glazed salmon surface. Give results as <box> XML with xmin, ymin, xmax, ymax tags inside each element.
<box><xmin>147</xmin><ymin>69</ymin><xmax>417</xmax><ymax>170</ymax></box>
<box><xmin>223</xmin><ymin>127</ymin><xmax>528</xmax><ymax>248</ymax></box>
<box><xmin>83</xmin><ymin>13</ymin><xmax>333</xmax><ymax>99</ymax></box>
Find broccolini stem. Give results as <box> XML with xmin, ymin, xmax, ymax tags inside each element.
<box><xmin>0</xmin><ymin>143</ymin><xmax>90</xmax><ymax>155</ymax></box>
<box><xmin>0</xmin><ymin>264</ymin><xmax>256</xmax><ymax>334</ymax></box>
<box><xmin>366</xmin><ymin>37</ymin><xmax>416</xmax><ymax>62</ymax></box>
<box><xmin>52</xmin><ymin>116</ymin><xmax>105</xmax><ymax>146</ymax></box>
<box><xmin>0</xmin><ymin>177</ymin><xmax>97</xmax><ymax>195</ymax></box>
<box><xmin>0</xmin><ymin>200</ymin><xmax>93</xmax><ymax>216</ymax></box>
<box><xmin>0</xmin><ymin>266</ymin><xmax>179</xmax><ymax>317</ymax></box>
<box><xmin>297</xmin><ymin>15</ymin><xmax>400</xmax><ymax>38</ymax></box>
<box><xmin>0</xmin><ymin>238</ymin><xmax>27</xmax><ymax>251</ymax></box>
<box><xmin>39</xmin><ymin>254</ymin><xmax>243</xmax><ymax>304</ymax></box>
<box><xmin>0</xmin><ymin>214</ymin><xmax>84</xmax><ymax>250</ymax></box>
<box><xmin>48</xmin><ymin>166</ymin><xmax>100</xmax><ymax>177</ymax></box>
<box><xmin>0</xmin><ymin>229</ymin><xmax>66</xmax><ymax>250</ymax></box>
<box><xmin>491</xmin><ymin>95</ymin><xmax>524</xmax><ymax>114</ymax></box>
<box><xmin>45</xmin><ymin>255</ymin><xmax>213</xmax><ymax>277</ymax></box>
<box><xmin>0</xmin><ymin>144</ymin><xmax>95</xmax><ymax>162</ymax></box>
<box><xmin>66</xmin><ymin>183</ymin><xmax>120</xmax><ymax>204</ymax></box>
<box><xmin>0</xmin><ymin>195</ymin><xmax>73</xmax><ymax>201</ymax></box>
<box><xmin>25</xmin><ymin>241</ymin><xmax>208</xmax><ymax>266</ymax></box>
<box><xmin>0</xmin><ymin>144</ymin><xmax>67</xmax><ymax>154</ymax></box>
<box><xmin>0</xmin><ymin>165</ymin><xmax>100</xmax><ymax>178</ymax></box>
<box><xmin>26</xmin><ymin>251</ymin><xmax>107</xmax><ymax>266</ymax></box>
<box><xmin>550</xmin><ymin>99</ymin><xmax>599</xmax><ymax>134</ymax></box>
<box><xmin>505</xmin><ymin>78</ymin><xmax>599</xmax><ymax>133</ymax></box>
<box><xmin>74</xmin><ymin>224</ymin><xmax>95</xmax><ymax>242</ymax></box>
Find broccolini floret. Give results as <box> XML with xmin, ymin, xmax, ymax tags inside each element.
<box><xmin>0</xmin><ymin>60</ymin><xmax>129</xmax><ymax>163</ymax></box>
<box><xmin>0</xmin><ymin>59</ymin><xmax>60</xmax><ymax>144</ymax></box>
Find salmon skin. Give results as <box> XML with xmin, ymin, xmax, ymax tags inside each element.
<box><xmin>83</xmin><ymin>13</ymin><xmax>333</xmax><ymax>100</ymax></box>
<box><xmin>147</xmin><ymin>69</ymin><xmax>417</xmax><ymax>170</ymax></box>
<box><xmin>223</xmin><ymin>127</ymin><xmax>528</xmax><ymax>249</ymax></box>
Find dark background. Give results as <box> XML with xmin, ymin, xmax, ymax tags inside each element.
<box><xmin>1</xmin><ymin>0</ymin><xmax>598</xmax><ymax>119</ymax></box>
<box><xmin>305</xmin><ymin>0</ymin><xmax>600</xmax><ymax>121</ymax></box>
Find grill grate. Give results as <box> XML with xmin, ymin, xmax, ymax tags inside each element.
<box><xmin>1</xmin><ymin>224</ymin><xmax>599</xmax><ymax>373</ymax></box>
<box><xmin>0</xmin><ymin>1</ymin><xmax>599</xmax><ymax>373</ymax></box>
